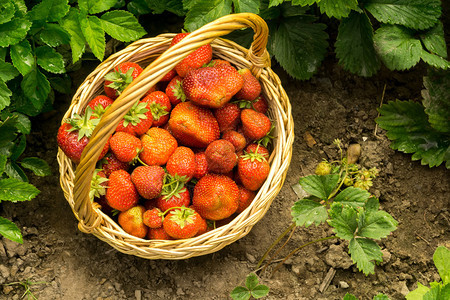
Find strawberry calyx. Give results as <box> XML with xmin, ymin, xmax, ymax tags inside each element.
<box><xmin>122</xmin><ymin>100</ymin><xmax>149</xmax><ymax>127</ymax></box>
<box><xmin>89</xmin><ymin>169</ymin><xmax>109</xmax><ymax>201</ymax></box>
<box><xmin>257</xmin><ymin>124</ymin><xmax>275</xmax><ymax>148</ymax></box>
<box><xmin>105</xmin><ymin>67</ymin><xmax>135</xmax><ymax>96</ymax></box>
<box><xmin>167</xmin><ymin>207</ymin><xmax>196</xmax><ymax>229</ymax></box>
<box><xmin>241</xmin><ymin>146</ymin><xmax>267</xmax><ymax>163</ymax></box>
<box><xmin>161</xmin><ymin>174</ymin><xmax>188</xmax><ymax>200</ymax></box>
<box><xmin>65</xmin><ymin>107</ymin><xmax>100</xmax><ymax>141</ymax></box>
<box><xmin>92</xmin><ymin>103</ymin><xmax>109</xmax><ymax>118</ymax></box>
<box><xmin>171</xmin><ymin>79</ymin><xmax>186</xmax><ymax>102</ymax></box>
<box><xmin>150</xmin><ymin>102</ymin><xmax>169</xmax><ymax>121</ymax></box>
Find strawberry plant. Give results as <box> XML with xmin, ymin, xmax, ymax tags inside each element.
<box><xmin>406</xmin><ymin>246</ymin><xmax>450</xmax><ymax>300</ymax></box>
<box><xmin>230</xmin><ymin>273</ymin><xmax>269</xmax><ymax>300</ymax></box>
<box><xmin>376</xmin><ymin>69</ymin><xmax>450</xmax><ymax>168</ymax></box>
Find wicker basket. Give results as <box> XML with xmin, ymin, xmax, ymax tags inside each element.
<box><xmin>57</xmin><ymin>13</ymin><xmax>294</xmax><ymax>259</ymax></box>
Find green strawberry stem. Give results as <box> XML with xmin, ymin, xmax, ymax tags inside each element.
<box><xmin>161</xmin><ymin>206</ymin><xmax>190</xmax><ymax>216</ymax></box>
<box><xmin>257</xmin><ymin>223</ymin><xmax>295</xmax><ymax>268</ymax></box>
<box><xmin>136</xmin><ymin>156</ymin><xmax>149</xmax><ymax>167</ymax></box>
<box><xmin>66</xmin><ymin>107</ymin><xmax>99</xmax><ymax>141</ymax></box>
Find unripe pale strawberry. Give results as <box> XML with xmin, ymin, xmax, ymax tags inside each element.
<box><xmin>118</xmin><ymin>205</ymin><xmax>148</xmax><ymax>238</ymax></box>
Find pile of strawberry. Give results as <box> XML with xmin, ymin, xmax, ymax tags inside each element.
<box><xmin>58</xmin><ymin>33</ymin><xmax>273</xmax><ymax>240</ymax></box>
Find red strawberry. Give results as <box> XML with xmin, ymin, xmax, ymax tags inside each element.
<box><xmin>147</xmin><ymin>227</ymin><xmax>172</xmax><ymax>240</ymax></box>
<box><xmin>163</xmin><ymin>207</ymin><xmax>202</xmax><ymax>239</ymax></box>
<box><xmin>214</xmin><ymin>102</ymin><xmax>241</xmax><ymax>132</ymax></box>
<box><xmin>139</xmin><ymin>127</ymin><xmax>178</xmax><ymax>166</ymax></box>
<box><xmin>193</xmin><ymin>152</ymin><xmax>208</xmax><ymax>179</ymax></box>
<box><xmin>192</xmin><ymin>174</ymin><xmax>239</xmax><ymax>220</ymax></box>
<box><xmin>156</xmin><ymin>180</ymin><xmax>190</xmax><ymax>212</ymax></box>
<box><xmin>110</xmin><ymin>132</ymin><xmax>142</xmax><ymax>163</ymax></box>
<box><xmin>57</xmin><ymin>108</ymin><xmax>108</xmax><ymax>164</ymax></box>
<box><xmin>205</xmin><ymin>139</ymin><xmax>237</xmax><ymax>174</ymax></box>
<box><xmin>168</xmin><ymin>101</ymin><xmax>220</xmax><ymax>148</ymax></box>
<box><xmin>237</xmin><ymin>151</ymin><xmax>270</xmax><ymax>191</ymax></box>
<box><xmin>118</xmin><ymin>205</ymin><xmax>148</xmax><ymax>238</ymax></box>
<box><xmin>165</xmin><ymin>75</ymin><xmax>186</xmax><ymax>106</ymax></box>
<box><xmin>99</xmin><ymin>153</ymin><xmax>130</xmax><ymax>177</ymax></box>
<box><xmin>142</xmin><ymin>91</ymin><xmax>171</xmax><ymax>127</ymax></box>
<box><xmin>236</xmin><ymin>185</ymin><xmax>256</xmax><ymax>214</ymax></box>
<box><xmin>204</xmin><ymin>59</ymin><xmax>231</xmax><ymax>68</ymax></box>
<box><xmin>115</xmin><ymin>100</ymin><xmax>153</xmax><ymax>136</ymax></box>
<box><xmin>240</xmin><ymin>108</ymin><xmax>271</xmax><ymax>141</ymax></box>
<box><xmin>182</xmin><ymin>64</ymin><xmax>244</xmax><ymax>109</ymax></box>
<box><xmin>235</xmin><ymin>69</ymin><xmax>261</xmax><ymax>101</ymax></box>
<box><xmin>131</xmin><ymin>165</ymin><xmax>165</xmax><ymax>199</ymax></box>
<box><xmin>166</xmin><ymin>146</ymin><xmax>196</xmax><ymax>181</ymax></box>
<box><xmin>104</xmin><ymin>62</ymin><xmax>143</xmax><ymax>99</ymax></box>
<box><xmin>222</xmin><ymin>130</ymin><xmax>247</xmax><ymax>152</ymax></box>
<box><xmin>143</xmin><ymin>208</ymin><xmax>164</xmax><ymax>229</ymax></box>
<box><xmin>84</xmin><ymin>95</ymin><xmax>114</xmax><ymax>117</ymax></box>
<box><xmin>245</xmin><ymin>143</ymin><xmax>270</xmax><ymax>160</ymax></box>
<box><xmin>171</xmin><ymin>33</ymin><xmax>213</xmax><ymax>77</ymax></box>
<box><xmin>106</xmin><ymin>170</ymin><xmax>139</xmax><ymax>211</ymax></box>
<box><xmin>160</xmin><ymin>68</ymin><xmax>177</xmax><ymax>82</ymax></box>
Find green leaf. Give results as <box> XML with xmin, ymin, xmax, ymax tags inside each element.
<box><xmin>100</xmin><ymin>10</ymin><xmax>146</xmax><ymax>42</ymax></box>
<box><xmin>291</xmin><ymin>199</ymin><xmax>328</xmax><ymax>227</ymax></box>
<box><xmin>0</xmin><ymin>17</ymin><xmax>32</xmax><ymax>47</ymax></box>
<box><xmin>259</xmin><ymin>0</ymin><xmax>281</xmax><ymax>19</ymax></box>
<box><xmin>292</xmin><ymin>0</ymin><xmax>319</xmax><ymax>6</ymax></box>
<box><xmin>0</xmin><ymin>155</ymin><xmax>6</xmax><ymax>175</ymax></box>
<box><xmin>10</xmin><ymin>134</ymin><xmax>26</xmax><ymax>161</ymax></box>
<box><xmin>39</xmin><ymin>23</ymin><xmax>71</xmax><ymax>47</ymax></box>
<box><xmin>433</xmin><ymin>246</ymin><xmax>450</xmax><ymax>284</ymax></box>
<box><xmin>10</xmin><ymin>39</ymin><xmax>35</xmax><ymax>76</ymax></box>
<box><xmin>79</xmin><ymin>15</ymin><xmax>105</xmax><ymax>61</ymax></box>
<box><xmin>318</xmin><ymin>0</ymin><xmax>359</xmax><ymax>19</ymax></box>
<box><xmin>0</xmin><ymin>216</ymin><xmax>23</xmax><ymax>244</ymax></box>
<box><xmin>423</xmin><ymin>283</ymin><xmax>449</xmax><ymax>300</ymax></box>
<box><xmin>298</xmin><ymin>174</ymin><xmax>339</xmax><ymax>200</ymax></box>
<box><xmin>232</xmin><ymin>0</ymin><xmax>260</xmax><ymax>14</ymax></box>
<box><xmin>328</xmin><ymin>202</ymin><xmax>358</xmax><ymax>240</ymax></box>
<box><xmin>184</xmin><ymin>0</ymin><xmax>232</xmax><ymax>32</ymax></box>
<box><xmin>335</xmin><ymin>187</ymin><xmax>371</xmax><ymax>208</ymax></box>
<box><xmin>0</xmin><ymin>116</ymin><xmax>17</xmax><ymax>156</ymax></box>
<box><xmin>230</xmin><ymin>286</ymin><xmax>251</xmax><ymax>300</ymax></box>
<box><xmin>280</xmin><ymin>1</ymin><xmax>308</xmax><ymax>17</ymax></box>
<box><xmin>272</xmin><ymin>16</ymin><xmax>328</xmax><ymax>80</ymax></box>
<box><xmin>348</xmin><ymin>237</ymin><xmax>382</xmax><ymax>275</ymax></box>
<box><xmin>0</xmin><ymin>80</ymin><xmax>12</xmax><ymax>111</ymax></box>
<box><xmin>422</xmin><ymin>69</ymin><xmax>450</xmax><ymax>133</ymax></box>
<box><xmin>406</xmin><ymin>282</ymin><xmax>430</xmax><ymax>300</ymax></box>
<box><xmin>35</xmin><ymin>46</ymin><xmax>65</xmax><ymax>74</ymax></box>
<box><xmin>0</xmin><ymin>1</ymin><xmax>15</xmax><ymax>25</ymax></box>
<box><xmin>0</xmin><ymin>47</ymin><xmax>6</xmax><ymax>61</ymax></box>
<box><xmin>60</xmin><ymin>8</ymin><xmax>86</xmax><ymax>63</ymax></box>
<box><xmin>127</xmin><ymin>0</ymin><xmax>153</xmax><ymax>15</ymax></box>
<box><xmin>364</xmin><ymin>0</ymin><xmax>442</xmax><ymax>30</ymax></box>
<box><xmin>343</xmin><ymin>293</ymin><xmax>358</xmax><ymax>300</ymax></box>
<box><xmin>29</xmin><ymin>0</ymin><xmax>70</xmax><ymax>22</ymax></box>
<box><xmin>421</xmin><ymin>51</ymin><xmax>450</xmax><ymax>70</ymax></box>
<box><xmin>420</xmin><ymin>22</ymin><xmax>448</xmax><ymax>58</ymax></box>
<box><xmin>223</xmin><ymin>28</ymin><xmax>254</xmax><ymax>49</ymax></box>
<box><xmin>11</xmin><ymin>0</ymin><xmax>27</xmax><ymax>17</ymax></box>
<box><xmin>245</xmin><ymin>273</ymin><xmax>259</xmax><ymax>290</ymax></box>
<box><xmin>376</xmin><ymin>100</ymin><xmax>450</xmax><ymax>168</ymax></box>
<box><xmin>374</xmin><ymin>25</ymin><xmax>422</xmax><ymax>71</ymax></box>
<box><xmin>251</xmin><ymin>285</ymin><xmax>270</xmax><ymax>298</ymax></box>
<box><xmin>79</xmin><ymin>0</ymin><xmax>118</xmax><ymax>14</ymax></box>
<box><xmin>21</xmin><ymin>66</ymin><xmax>51</xmax><ymax>113</ymax></box>
<box><xmin>141</xmin><ymin>0</ymin><xmax>186</xmax><ymax>16</ymax></box>
<box><xmin>11</xmin><ymin>112</ymin><xmax>30</xmax><ymax>134</ymax></box>
<box><xmin>373</xmin><ymin>293</ymin><xmax>390</xmax><ymax>300</ymax></box>
<box><xmin>48</xmin><ymin>74</ymin><xmax>72</xmax><ymax>94</ymax></box>
<box><xmin>357</xmin><ymin>205</ymin><xmax>398</xmax><ymax>239</ymax></box>
<box><xmin>268</xmin><ymin>0</ymin><xmax>284</xmax><ymax>8</ymax></box>
<box><xmin>335</xmin><ymin>11</ymin><xmax>380</xmax><ymax>77</ymax></box>
<box><xmin>0</xmin><ymin>178</ymin><xmax>39</xmax><ymax>202</ymax></box>
<box><xmin>6</xmin><ymin>161</ymin><xmax>28</xmax><ymax>182</ymax></box>
<box><xmin>0</xmin><ymin>61</ymin><xmax>19</xmax><ymax>82</ymax></box>
<box><xmin>19</xmin><ymin>157</ymin><xmax>52</xmax><ymax>177</ymax></box>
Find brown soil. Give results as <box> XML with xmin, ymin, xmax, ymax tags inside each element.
<box><xmin>0</xmin><ymin>56</ymin><xmax>449</xmax><ymax>300</ymax></box>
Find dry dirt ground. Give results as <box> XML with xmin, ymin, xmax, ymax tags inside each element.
<box><xmin>0</xmin><ymin>48</ymin><xmax>449</xmax><ymax>300</ymax></box>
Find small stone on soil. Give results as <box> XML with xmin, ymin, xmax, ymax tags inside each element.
<box><xmin>339</xmin><ymin>281</ymin><xmax>349</xmax><ymax>289</ymax></box>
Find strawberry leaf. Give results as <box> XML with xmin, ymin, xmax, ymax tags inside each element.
<box><xmin>433</xmin><ymin>246</ymin><xmax>450</xmax><ymax>285</ymax></box>
<box><xmin>232</xmin><ymin>0</ymin><xmax>260</xmax><ymax>14</ymax></box>
<box><xmin>39</xmin><ymin>23</ymin><xmax>71</xmax><ymax>47</ymax></box>
<box><xmin>19</xmin><ymin>157</ymin><xmax>52</xmax><ymax>177</ymax></box>
<box><xmin>421</xmin><ymin>51</ymin><xmax>450</xmax><ymax>70</ymax></box>
<box><xmin>318</xmin><ymin>0</ymin><xmax>359</xmax><ymax>19</ymax></box>
<box><xmin>298</xmin><ymin>174</ymin><xmax>339</xmax><ymax>200</ymax></box>
<box><xmin>100</xmin><ymin>10</ymin><xmax>146</xmax><ymax>43</ymax></box>
<box><xmin>60</xmin><ymin>8</ymin><xmax>86</xmax><ymax>63</ymax></box>
<box><xmin>21</xmin><ymin>66</ymin><xmax>51</xmax><ymax>114</ymax></box>
<box><xmin>79</xmin><ymin>0</ymin><xmax>118</xmax><ymax>14</ymax></box>
<box><xmin>245</xmin><ymin>273</ymin><xmax>259</xmax><ymax>290</ymax></box>
<box><xmin>422</xmin><ymin>69</ymin><xmax>450</xmax><ymax>133</ymax></box>
<box><xmin>376</xmin><ymin>100</ymin><xmax>450</xmax><ymax>168</ymax></box>
<box><xmin>29</xmin><ymin>0</ymin><xmax>69</xmax><ymax>22</ymax></box>
<box><xmin>364</xmin><ymin>0</ymin><xmax>441</xmax><ymax>31</ymax></box>
<box><xmin>0</xmin><ymin>80</ymin><xmax>12</xmax><ymax>112</ymax></box>
<box><xmin>0</xmin><ymin>178</ymin><xmax>40</xmax><ymax>202</ymax></box>
<box><xmin>0</xmin><ymin>216</ymin><xmax>23</xmax><ymax>244</ymax></box>
<box><xmin>407</xmin><ymin>282</ymin><xmax>431</xmax><ymax>300</ymax></box>
<box><xmin>334</xmin><ymin>187</ymin><xmax>371</xmax><ymax>208</ymax></box>
<box><xmin>357</xmin><ymin>198</ymin><xmax>398</xmax><ymax>240</ymax></box>
<box><xmin>184</xmin><ymin>0</ymin><xmax>232</xmax><ymax>32</ymax></box>
<box><xmin>230</xmin><ymin>286</ymin><xmax>251</xmax><ymax>300</ymax></box>
<box><xmin>251</xmin><ymin>285</ymin><xmax>270</xmax><ymax>299</ymax></box>
<box><xmin>343</xmin><ymin>294</ymin><xmax>358</xmax><ymax>300</ymax></box>
<box><xmin>10</xmin><ymin>39</ymin><xmax>35</xmax><ymax>76</ymax></box>
<box><xmin>0</xmin><ymin>17</ymin><xmax>32</xmax><ymax>47</ymax></box>
<box><xmin>419</xmin><ymin>22</ymin><xmax>448</xmax><ymax>58</ymax></box>
<box><xmin>0</xmin><ymin>1</ymin><xmax>15</xmax><ymax>25</ymax></box>
<box><xmin>328</xmin><ymin>202</ymin><xmax>358</xmax><ymax>240</ymax></box>
<box><xmin>35</xmin><ymin>46</ymin><xmax>66</xmax><ymax>74</ymax></box>
<box><xmin>335</xmin><ymin>11</ymin><xmax>380</xmax><ymax>77</ymax></box>
<box><xmin>80</xmin><ymin>15</ymin><xmax>105</xmax><ymax>61</ymax></box>
<box><xmin>291</xmin><ymin>198</ymin><xmax>328</xmax><ymax>227</ymax></box>
<box><xmin>292</xmin><ymin>0</ymin><xmax>319</xmax><ymax>6</ymax></box>
<box><xmin>348</xmin><ymin>237</ymin><xmax>382</xmax><ymax>275</ymax></box>
<box><xmin>373</xmin><ymin>294</ymin><xmax>390</xmax><ymax>300</ymax></box>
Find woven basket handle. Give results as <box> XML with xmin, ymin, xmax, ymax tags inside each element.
<box><xmin>73</xmin><ymin>13</ymin><xmax>270</xmax><ymax>232</ymax></box>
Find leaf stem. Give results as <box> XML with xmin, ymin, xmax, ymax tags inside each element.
<box><xmin>257</xmin><ymin>222</ymin><xmax>296</xmax><ymax>268</ymax></box>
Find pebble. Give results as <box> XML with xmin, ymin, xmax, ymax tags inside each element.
<box><xmin>135</xmin><ymin>289</ymin><xmax>142</xmax><ymax>300</ymax></box>
<box><xmin>3</xmin><ymin>285</ymin><xmax>13</xmax><ymax>295</ymax></box>
<box><xmin>339</xmin><ymin>281</ymin><xmax>349</xmax><ymax>289</ymax></box>
<box><xmin>246</xmin><ymin>252</ymin><xmax>256</xmax><ymax>264</ymax></box>
<box><xmin>381</xmin><ymin>249</ymin><xmax>392</xmax><ymax>266</ymax></box>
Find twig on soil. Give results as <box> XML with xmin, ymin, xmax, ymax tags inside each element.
<box><xmin>373</xmin><ymin>83</ymin><xmax>387</xmax><ymax>137</ymax></box>
<box><xmin>423</xmin><ymin>209</ymin><xmax>433</xmax><ymax>232</ymax></box>
<box><xmin>416</xmin><ymin>234</ymin><xmax>431</xmax><ymax>246</ymax></box>
<box><xmin>319</xmin><ymin>267</ymin><xmax>336</xmax><ymax>293</ymax></box>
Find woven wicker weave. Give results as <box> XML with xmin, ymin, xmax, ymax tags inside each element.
<box><xmin>57</xmin><ymin>13</ymin><xmax>294</xmax><ymax>259</ymax></box>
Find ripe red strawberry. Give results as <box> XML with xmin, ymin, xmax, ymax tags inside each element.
<box><xmin>166</xmin><ymin>146</ymin><xmax>196</xmax><ymax>181</ymax></box>
<box><xmin>160</xmin><ymin>68</ymin><xmax>177</xmax><ymax>82</ymax></box>
<box><xmin>193</xmin><ymin>174</ymin><xmax>239</xmax><ymax>220</ymax></box>
<box><xmin>147</xmin><ymin>227</ymin><xmax>172</xmax><ymax>240</ymax></box>
<box><xmin>205</xmin><ymin>139</ymin><xmax>237</xmax><ymax>174</ymax></box>
<box><xmin>104</xmin><ymin>62</ymin><xmax>143</xmax><ymax>99</ymax></box>
<box><xmin>118</xmin><ymin>205</ymin><xmax>148</xmax><ymax>238</ymax></box>
<box><xmin>237</xmin><ymin>151</ymin><xmax>270</xmax><ymax>191</ymax></box>
<box><xmin>110</xmin><ymin>131</ymin><xmax>142</xmax><ymax>163</ymax></box>
<box><xmin>241</xmin><ymin>108</ymin><xmax>271</xmax><ymax>141</ymax></box>
<box><xmin>115</xmin><ymin>100</ymin><xmax>153</xmax><ymax>136</ymax></box>
<box><xmin>236</xmin><ymin>185</ymin><xmax>256</xmax><ymax>214</ymax></box>
<box><xmin>163</xmin><ymin>207</ymin><xmax>202</xmax><ymax>239</ymax></box>
<box><xmin>214</xmin><ymin>102</ymin><xmax>241</xmax><ymax>132</ymax></box>
<box><xmin>142</xmin><ymin>91</ymin><xmax>171</xmax><ymax>127</ymax></box>
<box><xmin>106</xmin><ymin>170</ymin><xmax>139</xmax><ymax>211</ymax></box>
<box><xmin>205</xmin><ymin>59</ymin><xmax>231</xmax><ymax>68</ymax></box>
<box><xmin>143</xmin><ymin>207</ymin><xmax>164</xmax><ymax>229</ymax></box>
<box><xmin>99</xmin><ymin>153</ymin><xmax>130</xmax><ymax>177</ymax></box>
<box><xmin>235</xmin><ymin>69</ymin><xmax>261</xmax><ymax>101</ymax></box>
<box><xmin>171</xmin><ymin>32</ymin><xmax>213</xmax><ymax>77</ymax></box>
<box><xmin>165</xmin><ymin>75</ymin><xmax>186</xmax><ymax>106</ymax></box>
<box><xmin>182</xmin><ymin>64</ymin><xmax>244</xmax><ymax>108</ymax></box>
<box><xmin>168</xmin><ymin>101</ymin><xmax>220</xmax><ymax>148</ymax></box>
<box><xmin>222</xmin><ymin>130</ymin><xmax>247</xmax><ymax>152</ymax></box>
<box><xmin>139</xmin><ymin>127</ymin><xmax>178</xmax><ymax>166</ymax></box>
<box><xmin>131</xmin><ymin>165</ymin><xmax>165</xmax><ymax>199</ymax></box>
<box><xmin>156</xmin><ymin>180</ymin><xmax>190</xmax><ymax>212</ymax></box>
<box><xmin>84</xmin><ymin>95</ymin><xmax>114</xmax><ymax>117</ymax></box>
<box><xmin>57</xmin><ymin>108</ymin><xmax>109</xmax><ymax>164</ymax></box>
<box><xmin>193</xmin><ymin>152</ymin><xmax>208</xmax><ymax>179</ymax></box>
<box><xmin>245</xmin><ymin>143</ymin><xmax>270</xmax><ymax>160</ymax></box>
